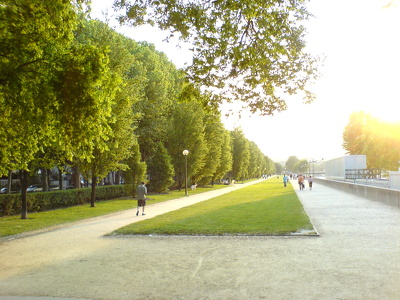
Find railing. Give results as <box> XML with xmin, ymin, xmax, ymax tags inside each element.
<box><xmin>345</xmin><ymin>169</ymin><xmax>381</xmax><ymax>180</ymax></box>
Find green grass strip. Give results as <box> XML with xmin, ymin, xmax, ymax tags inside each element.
<box><xmin>112</xmin><ymin>177</ymin><xmax>315</xmax><ymax>236</ymax></box>
<box><xmin>0</xmin><ymin>184</ymin><xmax>230</xmax><ymax>238</ymax></box>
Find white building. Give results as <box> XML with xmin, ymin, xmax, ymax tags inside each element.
<box><xmin>324</xmin><ymin>155</ymin><xmax>367</xmax><ymax>180</ymax></box>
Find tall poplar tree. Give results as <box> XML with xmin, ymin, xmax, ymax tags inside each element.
<box><xmin>147</xmin><ymin>142</ymin><xmax>174</xmax><ymax>193</ymax></box>
<box><xmin>167</xmin><ymin>102</ymin><xmax>207</xmax><ymax>189</ymax></box>
<box><xmin>0</xmin><ymin>0</ymin><xmax>93</xmax><ymax>218</ymax></box>
<box><xmin>212</xmin><ymin>129</ymin><xmax>233</xmax><ymax>184</ymax></box>
<box><xmin>231</xmin><ymin>128</ymin><xmax>250</xmax><ymax>181</ymax></box>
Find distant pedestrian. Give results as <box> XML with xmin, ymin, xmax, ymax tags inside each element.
<box><xmin>308</xmin><ymin>176</ymin><xmax>313</xmax><ymax>190</ymax></box>
<box><xmin>298</xmin><ymin>175</ymin><xmax>305</xmax><ymax>190</ymax></box>
<box><xmin>283</xmin><ymin>174</ymin><xmax>288</xmax><ymax>187</ymax></box>
<box><xmin>136</xmin><ymin>182</ymin><xmax>147</xmax><ymax>216</ymax></box>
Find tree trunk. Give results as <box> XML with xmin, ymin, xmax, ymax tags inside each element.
<box><xmin>72</xmin><ymin>165</ymin><xmax>81</xmax><ymax>189</ymax></box>
<box><xmin>90</xmin><ymin>175</ymin><xmax>96</xmax><ymax>207</ymax></box>
<box><xmin>20</xmin><ymin>170</ymin><xmax>30</xmax><ymax>219</ymax></box>
<box><xmin>115</xmin><ymin>171</ymin><xmax>120</xmax><ymax>185</ymax></box>
<box><xmin>7</xmin><ymin>170</ymin><xmax>12</xmax><ymax>194</ymax></box>
<box><xmin>58</xmin><ymin>167</ymin><xmax>63</xmax><ymax>190</ymax></box>
<box><xmin>42</xmin><ymin>168</ymin><xmax>49</xmax><ymax>191</ymax></box>
<box><xmin>47</xmin><ymin>168</ymin><xmax>51</xmax><ymax>190</ymax></box>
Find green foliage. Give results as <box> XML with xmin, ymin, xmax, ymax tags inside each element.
<box><xmin>248</xmin><ymin>141</ymin><xmax>266</xmax><ymax>178</ymax></box>
<box><xmin>275</xmin><ymin>162</ymin><xmax>283</xmax><ymax>174</ymax></box>
<box><xmin>293</xmin><ymin>159</ymin><xmax>309</xmax><ymax>173</ymax></box>
<box><xmin>56</xmin><ymin>43</ymin><xmax>117</xmax><ymax>161</ymax></box>
<box><xmin>343</xmin><ymin>111</ymin><xmax>400</xmax><ymax>170</ymax></box>
<box><xmin>212</xmin><ymin>129</ymin><xmax>233</xmax><ymax>182</ymax></box>
<box><xmin>196</xmin><ymin>114</ymin><xmax>226</xmax><ymax>185</ymax></box>
<box><xmin>342</xmin><ymin>111</ymin><xmax>369</xmax><ymax>156</ymax></box>
<box><xmin>71</xmin><ymin>20</ymin><xmax>142</xmax><ymax>205</ymax></box>
<box><xmin>147</xmin><ymin>142</ymin><xmax>174</xmax><ymax>192</ymax></box>
<box><xmin>0</xmin><ymin>0</ymin><xmax>89</xmax><ymax>173</ymax></box>
<box><xmin>266</xmin><ymin>156</ymin><xmax>277</xmax><ymax>174</ymax></box>
<box><xmin>285</xmin><ymin>156</ymin><xmax>299</xmax><ymax>172</ymax></box>
<box><xmin>0</xmin><ymin>2</ymin><xmax>284</xmax><ymax>220</ymax></box>
<box><xmin>115</xmin><ymin>0</ymin><xmax>320</xmax><ymax>115</ymax></box>
<box><xmin>231</xmin><ymin>128</ymin><xmax>250</xmax><ymax>181</ymax></box>
<box><xmin>131</xmin><ymin>42</ymin><xmax>185</xmax><ymax>160</ymax></box>
<box><xmin>0</xmin><ymin>185</ymin><xmax>128</xmax><ymax>217</ymax></box>
<box><xmin>167</xmin><ymin>102</ymin><xmax>208</xmax><ymax>188</ymax></box>
<box><xmin>122</xmin><ymin>141</ymin><xmax>147</xmax><ymax>196</ymax></box>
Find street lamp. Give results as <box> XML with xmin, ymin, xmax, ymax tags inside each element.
<box><xmin>183</xmin><ymin>150</ymin><xmax>189</xmax><ymax>196</ymax></box>
<box><xmin>309</xmin><ymin>160</ymin><xmax>317</xmax><ymax>177</ymax></box>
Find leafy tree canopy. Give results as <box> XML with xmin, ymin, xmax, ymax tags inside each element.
<box><xmin>114</xmin><ymin>0</ymin><xmax>320</xmax><ymax>115</ymax></box>
<box><xmin>343</xmin><ymin>111</ymin><xmax>400</xmax><ymax>170</ymax></box>
<box><xmin>285</xmin><ymin>155</ymin><xmax>299</xmax><ymax>172</ymax></box>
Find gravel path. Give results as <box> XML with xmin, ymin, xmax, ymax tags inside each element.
<box><xmin>0</xmin><ymin>180</ymin><xmax>399</xmax><ymax>300</ymax></box>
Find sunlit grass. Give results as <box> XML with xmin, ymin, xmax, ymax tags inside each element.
<box><xmin>0</xmin><ymin>183</ymin><xmax>229</xmax><ymax>238</ymax></box>
<box><xmin>112</xmin><ymin>178</ymin><xmax>315</xmax><ymax>236</ymax></box>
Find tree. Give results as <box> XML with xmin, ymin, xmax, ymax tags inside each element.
<box><xmin>196</xmin><ymin>114</ymin><xmax>226</xmax><ymax>185</ymax></box>
<box><xmin>231</xmin><ymin>128</ymin><xmax>250</xmax><ymax>181</ymax></box>
<box><xmin>248</xmin><ymin>141</ymin><xmax>265</xmax><ymax>178</ymax></box>
<box><xmin>0</xmin><ymin>0</ymin><xmax>89</xmax><ymax>173</ymax></box>
<box><xmin>285</xmin><ymin>156</ymin><xmax>299</xmax><ymax>172</ymax></box>
<box><xmin>0</xmin><ymin>0</ymin><xmax>91</xmax><ymax>218</ymax></box>
<box><xmin>293</xmin><ymin>159</ymin><xmax>309</xmax><ymax>174</ymax></box>
<box><xmin>342</xmin><ymin>111</ymin><xmax>369</xmax><ymax>155</ymax></box>
<box><xmin>122</xmin><ymin>141</ymin><xmax>147</xmax><ymax>197</ymax></box>
<box><xmin>275</xmin><ymin>162</ymin><xmax>283</xmax><ymax>175</ymax></box>
<box><xmin>265</xmin><ymin>156</ymin><xmax>277</xmax><ymax>175</ymax></box>
<box><xmin>212</xmin><ymin>129</ymin><xmax>233</xmax><ymax>184</ymax></box>
<box><xmin>147</xmin><ymin>142</ymin><xmax>174</xmax><ymax>192</ymax></box>
<box><xmin>73</xmin><ymin>20</ymin><xmax>142</xmax><ymax>206</ymax></box>
<box><xmin>166</xmin><ymin>102</ymin><xmax>207</xmax><ymax>189</ymax></box>
<box><xmin>115</xmin><ymin>0</ymin><xmax>320</xmax><ymax>115</ymax></box>
<box><xmin>131</xmin><ymin>42</ymin><xmax>185</xmax><ymax>161</ymax></box>
<box><xmin>343</xmin><ymin>111</ymin><xmax>400</xmax><ymax>171</ymax></box>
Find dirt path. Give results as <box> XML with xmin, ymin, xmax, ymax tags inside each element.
<box><xmin>1</xmin><ymin>180</ymin><xmax>400</xmax><ymax>300</ymax></box>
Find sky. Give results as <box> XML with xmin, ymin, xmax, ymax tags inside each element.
<box><xmin>90</xmin><ymin>0</ymin><xmax>400</xmax><ymax>163</ymax></box>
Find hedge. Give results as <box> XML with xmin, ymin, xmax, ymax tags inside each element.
<box><xmin>0</xmin><ymin>184</ymin><xmax>133</xmax><ymax>217</ymax></box>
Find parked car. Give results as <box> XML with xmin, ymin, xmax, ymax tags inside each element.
<box><xmin>50</xmin><ymin>185</ymin><xmax>60</xmax><ymax>191</ymax></box>
<box><xmin>0</xmin><ymin>187</ymin><xmax>18</xmax><ymax>194</ymax></box>
<box><xmin>27</xmin><ymin>185</ymin><xmax>43</xmax><ymax>192</ymax></box>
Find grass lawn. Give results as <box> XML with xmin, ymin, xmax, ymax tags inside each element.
<box><xmin>0</xmin><ymin>183</ymin><xmax>229</xmax><ymax>238</ymax></box>
<box><xmin>112</xmin><ymin>177</ymin><xmax>316</xmax><ymax>236</ymax></box>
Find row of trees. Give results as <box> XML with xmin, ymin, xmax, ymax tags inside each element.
<box><xmin>342</xmin><ymin>111</ymin><xmax>400</xmax><ymax>170</ymax></box>
<box><xmin>283</xmin><ymin>156</ymin><xmax>322</xmax><ymax>174</ymax></box>
<box><xmin>1</xmin><ymin>2</ymin><xmax>276</xmax><ymax>218</ymax></box>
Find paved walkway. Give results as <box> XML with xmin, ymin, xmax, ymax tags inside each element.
<box><xmin>0</xmin><ymin>179</ymin><xmax>400</xmax><ymax>299</ymax></box>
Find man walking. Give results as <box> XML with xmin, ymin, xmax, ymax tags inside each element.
<box><xmin>298</xmin><ymin>175</ymin><xmax>305</xmax><ymax>190</ymax></box>
<box><xmin>136</xmin><ymin>182</ymin><xmax>147</xmax><ymax>216</ymax></box>
<box><xmin>283</xmin><ymin>174</ymin><xmax>288</xmax><ymax>187</ymax></box>
<box><xmin>308</xmin><ymin>176</ymin><xmax>314</xmax><ymax>190</ymax></box>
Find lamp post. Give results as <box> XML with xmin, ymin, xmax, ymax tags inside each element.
<box><xmin>183</xmin><ymin>150</ymin><xmax>189</xmax><ymax>196</ymax></box>
<box><xmin>309</xmin><ymin>160</ymin><xmax>317</xmax><ymax>177</ymax></box>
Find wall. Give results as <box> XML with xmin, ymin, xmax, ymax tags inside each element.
<box><xmin>324</xmin><ymin>155</ymin><xmax>367</xmax><ymax>179</ymax></box>
<box><xmin>314</xmin><ymin>178</ymin><xmax>400</xmax><ymax>207</ymax></box>
<box><xmin>389</xmin><ymin>171</ymin><xmax>400</xmax><ymax>190</ymax></box>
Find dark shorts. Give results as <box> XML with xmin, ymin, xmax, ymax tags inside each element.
<box><xmin>138</xmin><ymin>199</ymin><xmax>146</xmax><ymax>207</ymax></box>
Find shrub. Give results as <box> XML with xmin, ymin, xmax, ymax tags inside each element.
<box><xmin>0</xmin><ymin>185</ymin><xmax>130</xmax><ymax>217</ymax></box>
